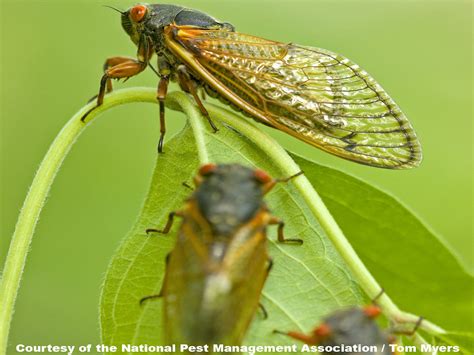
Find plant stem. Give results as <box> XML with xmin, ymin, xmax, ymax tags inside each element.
<box><xmin>166</xmin><ymin>93</ymin><xmax>210</xmax><ymax>164</ymax></box>
<box><xmin>0</xmin><ymin>88</ymin><xmax>159</xmax><ymax>355</ymax></box>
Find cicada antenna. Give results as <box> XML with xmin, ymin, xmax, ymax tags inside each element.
<box><xmin>362</xmin><ymin>288</ymin><xmax>385</xmax><ymax>319</ymax></box>
<box><xmin>262</xmin><ymin>170</ymin><xmax>304</xmax><ymax>195</ymax></box>
<box><xmin>371</xmin><ymin>288</ymin><xmax>385</xmax><ymax>305</ymax></box>
<box><xmin>275</xmin><ymin>170</ymin><xmax>304</xmax><ymax>183</ymax></box>
<box><xmin>103</xmin><ymin>5</ymin><xmax>126</xmax><ymax>14</ymax></box>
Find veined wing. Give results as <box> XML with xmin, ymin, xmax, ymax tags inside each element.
<box><xmin>166</xmin><ymin>27</ymin><xmax>422</xmax><ymax>169</ymax></box>
<box><xmin>164</xmin><ymin>207</ymin><xmax>267</xmax><ymax>345</ymax></box>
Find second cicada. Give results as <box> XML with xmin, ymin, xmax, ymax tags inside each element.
<box><xmin>141</xmin><ymin>163</ymin><xmax>302</xmax><ymax>349</ymax></box>
<box><xmin>85</xmin><ymin>4</ymin><xmax>421</xmax><ymax>169</ymax></box>
<box><xmin>274</xmin><ymin>292</ymin><xmax>423</xmax><ymax>355</ymax></box>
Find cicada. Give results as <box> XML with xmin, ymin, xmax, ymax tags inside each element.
<box><xmin>274</xmin><ymin>296</ymin><xmax>422</xmax><ymax>355</ymax></box>
<box><xmin>142</xmin><ymin>164</ymin><xmax>302</xmax><ymax>347</ymax></box>
<box><xmin>84</xmin><ymin>4</ymin><xmax>421</xmax><ymax>169</ymax></box>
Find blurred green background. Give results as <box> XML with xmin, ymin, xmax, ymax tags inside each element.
<box><xmin>1</xmin><ymin>0</ymin><xmax>471</xmax><ymax>352</ymax></box>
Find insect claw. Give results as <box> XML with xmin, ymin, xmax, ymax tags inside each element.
<box><xmin>203</xmin><ymin>112</ymin><xmax>218</xmax><ymax>132</ymax></box>
<box><xmin>139</xmin><ymin>294</ymin><xmax>162</xmax><ymax>306</ymax></box>
<box><xmin>284</xmin><ymin>238</ymin><xmax>304</xmax><ymax>245</ymax></box>
<box><xmin>158</xmin><ymin>134</ymin><xmax>165</xmax><ymax>153</ymax></box>
<box><xmin>80</xmin><ymin>107</ymin><xmax>95</xmax><ymax>123</ymax></box>
<box><xmin>146</xmin><ymin>228</ymin><xmax>163</xmax><ymax>235</ymax></box>
<box><xmin>182</xmin><ymin>182</ymin><xmax>194</xmax><ymax>190</ymax></box>
<box><xmin>258</xmin><ymin>303</ymin><xmax>268</xmax><ymax>319</ymax></box>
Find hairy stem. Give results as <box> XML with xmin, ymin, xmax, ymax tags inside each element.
<box><xmin>0</xmin><ymin>88</ymin><xmax>159</xmax><ymax>354</ymax></box>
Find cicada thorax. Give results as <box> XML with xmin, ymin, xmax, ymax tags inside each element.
<box><xmin>162</xmin><ymin>164</ymin><xmax>274</xmax><ymax>348</ymax></box>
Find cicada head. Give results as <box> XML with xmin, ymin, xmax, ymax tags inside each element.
<box><xmin>121</xmin><ymin>4</ymin><xmax>234</xmax><ymax>47</ymax></box>
<box><xmin>120</xmin><ymin>3</ymin><xmax>158</xmax><ymax>45</ymax></box>
<box><xmin>194</xmin><ymin>164</ymin><xmax>267</xmax><ymax>237</ymax></box>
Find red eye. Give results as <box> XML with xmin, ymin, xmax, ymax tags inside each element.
<box><xmin>313</xmin><ymin>323</ymin><xmax>332</xmax><ymax>338</ymax></box>
<box><xmin>363</xmin><ymin>304</ymin><xmax>382</xmax><ymax>319</ymax></box>
<box><xmin>199</xmin><ymin>163</ymin><xmax>217</xmax><ymax>176</ymax></box>
<box><xmin>130</xmin><ymin>4</ymin><xmax>147</xmax><ymax>22</ymax></box>
<box><xmin>254</xmin><ymin>169</ymin><xmax>272</xmax><ymax>184</ymax></box>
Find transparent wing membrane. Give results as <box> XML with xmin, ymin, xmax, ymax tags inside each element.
<box><xmin>172</xmin><ymin>28</ymin><xmax>422</xmax><ymax>169</ymax></box>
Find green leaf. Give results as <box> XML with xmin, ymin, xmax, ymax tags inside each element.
<box><xmin>100</xmin><ymin>125</ymin><xmax>198</xmax><ymax>346</ymax></box>
<box><xmin>100</xmin><ymin>122</ymin><xmax>364</xmax><ymax>351</ymax></box>
<box><xmin>292</xmin><ymin>154</ymin><xmax>474</xmax><ymax>331</ymax></box>
<box><xmin>432</xmin><ymin>332</ymin><xmax>474</xmax><ymax>354</ymax></box>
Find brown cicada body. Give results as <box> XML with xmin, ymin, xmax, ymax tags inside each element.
<box><xmin>141</xmin><ymin>164</ymin><xmax>302</xmax><ymax>348</ymax></box>
<box><xmin>274</xmin><ymin>293</ymin><xmax>423</xmax><ymax>354</ymax></box>
<box><xmin>85</xmin><ymin>4</ymin><xmax>421</xmax><ymax>169</ymax></box>
<box><xmin>275</xmin><ymin>305</ymin><xmax>393</xmax><ymax>354</ymax></box>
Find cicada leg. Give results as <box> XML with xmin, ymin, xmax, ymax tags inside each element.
<box><xmin>266</xmin><ymin>257</ymin><xmax>274</xmax><ymax>273</ymax></box>
<box><xmin>139</xmin><ymin>293</ymin><xmax>162</xmax><ymax>306</ymax></box>
<box><xmin>181</xmin><ymin>181</ymin><xmax>194</xmax><ymax>190</ymax></box>
<box><xmin>268</xmin><ymin>216</ymin><xmax>303</xmax><ymax>245</ymax></box>
<box><xmin>257</xmin><ymin>257</ymin><xmax>273</xmax><ymax>320</ymax></box>
<box><xmin>273</xmin><ymin>330</ymin><xmax>317</xmax><ymax>345</ymax></box>
<box><xmin>140</xmin><ymin>253</ymin><xmax>171</xmax><ymax>306</ymax></box>
<box><xmin>86</xmin><ymin>56</ymin><xmax>134</xmax><ymax>103</ymax></box>
<box><xmin>146</xmin><ymin>210</ymin><xmax>184</xmax><ymax>235</ymax></box>
<box><xmin>157</xmin><ymin>75</ymin><xmax>170</xmax><ymax>153</ymax></box>
<box><xmin>200</xmin><ymin>87</ymin><xmax>207</xmax><ymax>101</ymax></box>
<box><xmin>102</xmin><ymin>56</ymin><xmax>140</xmax><ymax>94</ymax></box>
<box><xmin>177</xmin><ymin>65</ymin><xmax>219</xmax><ymax>133</ymax></box>
<box><xmin>262</xmin><ymin>171</ymin><xmax>304</xmax><ymax>195</ymax></box>
<box><xmin>391</xmin><ymin>316</ymin><xmax>424</xmax><ymax>336</ymax></box>
<box><xmin>82</xmin><ymin>36</ymin><xmax>152</xmax><ymax>123</ymax></box>
<box><xmin>81</xmin><ymin>57</ymin><xmax>147</xmax><ymax>122</ymax></box>
<box><xmin>258</xmin><ymin>303</ymin><xmax>268</xmax><ymax>319</ymax></box>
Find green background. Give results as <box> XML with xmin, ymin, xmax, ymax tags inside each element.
<box><xmin>1</xmin><ymin>0</ymin><xmax>471</xmax><ymax>352</ymax></box>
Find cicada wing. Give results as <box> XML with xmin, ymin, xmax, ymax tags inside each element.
<box><xmin>164</xmin><ymin>210</ymin><xmax>268</xmax><ymax>345</ymax></box>
<box><xmin>165</xmin><ymin>27</ymin><xmax>422</xmax><ymax>169</ymax></box>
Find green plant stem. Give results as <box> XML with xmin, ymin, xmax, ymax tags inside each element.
<box><xmin>0</xmin><ymin>87</ymin><xmax>445</xmax><ymax>355</ymax></box>
<box><xmin>0</xmin><ymin>88</ymin><xmax>159</xmax><ymax>354</ymax></box>
<box><xmin>166</xmin><ymin>93</ymin><xmax>209</xmax><ymax>164</ymax></box>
